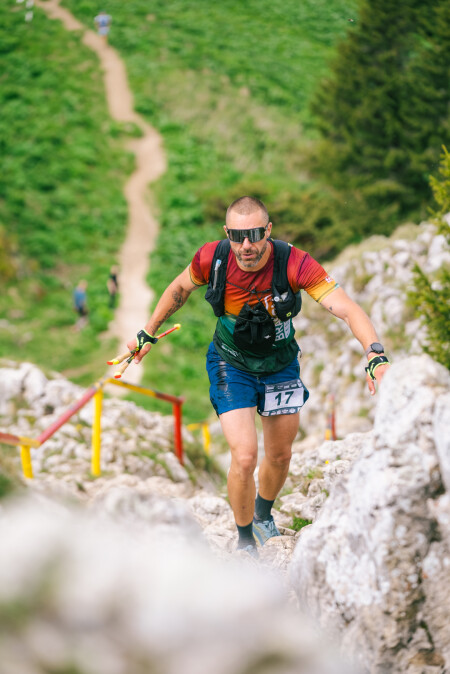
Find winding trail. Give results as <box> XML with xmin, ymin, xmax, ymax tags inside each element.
<box><xmin>37</xmin><ymin>0</ymin><xmax>166</xmax><ymax>385</ymax></box>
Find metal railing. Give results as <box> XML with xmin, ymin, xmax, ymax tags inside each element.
<box><xmin>324</xmin><ymin>393</ymin><xmax>337</xmax><ymax>441</ymax></box>
<box><xmin>187</xmin><ymin>422</ymin><xmax>211</xmax><ymax>455</ymax></box>
<box><xmin>0</xmin><ymin>376</ymin><xmax>185</xmax><ymax>479</ymax></box>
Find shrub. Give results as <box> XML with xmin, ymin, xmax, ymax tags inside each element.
<box><xmin>408</xmin><ymin>146</ymin><xmax>450</xmax><ymax>369</ymax></box>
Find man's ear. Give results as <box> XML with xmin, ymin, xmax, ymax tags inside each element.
<box><xmin>223</xmin><ymin>225</ymin><xmax>227</xmax><ymax>235</ymax></box>
<box><xmin>267</xmin><ymin>222</ymin><xmax>273</xmax><ymax>236</ymax></box>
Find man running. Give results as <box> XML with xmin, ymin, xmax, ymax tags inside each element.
<box><xmin>127</xmin><ymin>197</ymin><xmax>390</xmax><ymax>556</ymax></box>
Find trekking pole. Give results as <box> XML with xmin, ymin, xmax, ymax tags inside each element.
<box><xmin>107</xmin><ymin>324</ymin><xmax>181</xmax><ymax>379</ymax></box>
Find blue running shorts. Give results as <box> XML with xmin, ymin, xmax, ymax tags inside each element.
<box><xmin>206</xmin><ymin>342</ymin><xmax>309</xmax><ymax>417</ymax></box>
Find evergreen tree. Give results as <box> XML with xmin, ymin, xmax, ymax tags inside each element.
<box><xmin>399</xmin><ymin>1</ymin><xmax>450</xmax><ymax>201</ymax></box>
<box><xmin>309</xmin><ymin>0</ymin><xmax>450</xmax><ymax>224</ymax></box>
<box><xmin>408</xmin><ymin>146</ymin><xmax>450</xmax><ymax>370</ymax></box>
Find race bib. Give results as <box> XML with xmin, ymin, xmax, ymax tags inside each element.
<box><xmin>261</xmin><ymin>379</ymin><xmax>308</xmax><ymax>416</ymax></box>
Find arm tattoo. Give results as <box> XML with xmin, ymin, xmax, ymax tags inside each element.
<box><xmin>159</xmin><ymin>290</ymin><xmax>188</xmax><ymax>325</ymax></box>
<box><xmin>171</xmin><ymin>289</ymin><xmax>186</xmax><ymax>310</ymax></box>
<box><xmin>148</xmin><ymin>289</ymin><xmax>190</xmax><ymax>335</ymax></box>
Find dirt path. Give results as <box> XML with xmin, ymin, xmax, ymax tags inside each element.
<box><xmin>37</xmin><ymin>0</ymin><xmax>166</xmax><ymax>385</ymax></box>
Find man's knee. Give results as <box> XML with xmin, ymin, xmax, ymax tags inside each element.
<box><xmin>265</xmin><ymin>445</ymin><xmax>292</xmax><ymax>468</ymax></box>
<box><xmin>230</xmin><ymin>450</ymin><xmax>258</xmax><ymax>481</ymax></box>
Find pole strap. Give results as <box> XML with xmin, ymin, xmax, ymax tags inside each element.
<box><xmin>136</xmin><ymin>329</ymin><xmax>158</xmax><ymax>351</ymax></box>
<box><xmin>365</xmin><ymin>355</ymin><xmax>390</xmax><ymax>380</ymax></box>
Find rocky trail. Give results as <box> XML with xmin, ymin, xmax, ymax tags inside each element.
<box><xmin>0</xmin><ymin>359</ymin><xmax>300</xmax><ymax>571</ymax></box>
<box><xmin>3</xmin><ymin>5</ymin><xmax>450</xmax><ymax>670</ymax></box>
<box><xmin>1</xmin><ymin>212</ymin><xmax>450</xmax><ymax>672</ymax></box>
<box><xmin>37</xmin><ymin>0</ymin><xmax>166</xmax><ymax>385</ymax></box>
<box><xmin>1</xmin><ymin>352</ymin><xmax>450</xmax><ymax>673</ymax></box>
<box><xmin>30</xmin><ymin>2</ymin><xmax>298</xmax><ymax>571</ymax></box>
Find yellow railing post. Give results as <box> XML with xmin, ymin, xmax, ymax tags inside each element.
<box><xmin>187</xmin><ymin>422</ymin><xmax>211</xmax><ymax>456</ymax></box>
<box><xmin>2</xmin><ymin>377</ymin><xmax>185</xmax><ymax>483</ymax></box>
<box><xmin>201</xmin><ymin>423</ymin><xmax>211</xmax><ymax>456</ymax></box>
<box><xmin>91</xmin><ymin>388</ymin><xmax>103</xmax><ymax>476</ymax></box>
<box><xmin>20</xmin><ymin>445</ymin><xmax>33</xmax><ymax>479</ymax></box>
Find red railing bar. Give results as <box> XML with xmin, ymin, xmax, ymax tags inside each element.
<box><xmin>2</xmin><ymin>376</ymin><xmax>185</xmax><ymax>472</ymax></box>
<box><xmin>172</xmin><ymin>402</ymin><xmax>183</xmax><ymax>464</ymax></box>
<box><xmin>105</xmin><ymin>378</ymin><xmax>184</xmax><ymax>405</ymax></box>
<box><xmin>36</xmin><ymin>384</ymin><xmax>99</xmax><ymax>445</ymax></box>
<box><xmin>330</xmin><ymin>393</ymin><xmax>337</xmax><ymax>441</ymax></box>
<box><xmin>152</xmin><ymin>389</ymin><xmax>184</xmax><ymax>405</ymax></box>
<box><xmin>0</xmin><ymin>432</ymin><xmax>40</xmax><ymax>448</ymax></box>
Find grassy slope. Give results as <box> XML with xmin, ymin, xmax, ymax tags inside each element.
<box><xmin>1</xmin><ymin>0</ymin><xmax>358</xmax><ymax>422</ymax></box>
<box><xmin>62</xmin><ymin>0</ymin><xmax>358</xmax><ymax>422</ymax></box>
<box><xmin>0</xmin><ymin>2</ymin><xmax>132</xmax><ymax>381</ymax></box>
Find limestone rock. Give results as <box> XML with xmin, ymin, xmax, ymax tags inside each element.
<box><xmin>293</xmin><ymin>220</ymin><xmax>449</xmax><ymax>439</ymax></box>
<box><xmin>289</xmin><ymin>356</ymin><xmax>450</xmax><ymax>673</ymax></box>
<box><xmin>1</xmin><ymin>339</ymin><xmax>450</xmax><ymax>672</ymax></box>
<box><xmin>434</xmin><ymin>392</ymin><xmax>450</xmax><ymax>492</ymax></box>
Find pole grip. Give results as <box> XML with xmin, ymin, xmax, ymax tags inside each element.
<box><xmin>114</xmin><ymin>357</ymin><xmax>133</xmax><ymax>379</ymax></box>
<box><xmin>107</xmin><ymin>350</ymin><xmax>134</xmax><ymax>366</ymax></box>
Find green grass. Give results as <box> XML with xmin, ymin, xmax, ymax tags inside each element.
<box><xmin>0</xmin><ymin>473</ymin><xmax>15</xmax><ymax>500</ymax></box>
<box><xmin>0</xmin><ymin>2</ymin><xmax>132</xmax><ymax>380</ymax></box>
<box><xmin>61</xmin><ymin>0</ymin><xmax>357</xmax><ymax>421</ymax></box>
<box><xmin>66</xmin><ymin>0</ymin><xmax>357</xmax><ymax>117</ymax></box>
<box><xmin>0</xmin><ymin>443</ymin><xmax>25</xmax><ymax>499</ymax></box>
<box><xmin>292</xmin><ymin>516</ymin><xmax>312</xmax><ymax>531</ymax></box>
<box><xmin>306</xmin><ymin>467</ymin><xmax>324</xmax><ymax>480</ymax></box>
<box><xmin>1</xmin><ymin>0</ymin><xmax>358</xmax><ymax>423</ymax></box>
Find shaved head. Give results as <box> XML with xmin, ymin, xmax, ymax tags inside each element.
<box><xmin>226</xmin><ymin>196</ymin><xmax>269</xmax><ymax>226</ymax></box>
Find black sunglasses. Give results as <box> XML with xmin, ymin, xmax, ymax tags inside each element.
<box><xmin>226</xmin><ymin>224</ymin><xmax>268</xmax><ymax>243</ymax></box>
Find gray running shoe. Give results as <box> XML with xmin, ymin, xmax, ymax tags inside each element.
<box><xmin>237</xmin><ymin>544</ymin><xmax>259</xmax><ymax>559</ymax></box>
<box><xmin>253</xmin><ymin>517</ymin><xmax>281</xmax><ymax>546</ymax></box>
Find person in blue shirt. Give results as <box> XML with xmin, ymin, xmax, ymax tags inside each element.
<box><xmin>94</xmin><ymin>11</ymin><xmax>112</xmax><ymax>43</ymax></box>
<box><xmin>73</xmin><ymin>280</ymin><xmax>88</xmax><ymax>330</ymax></box>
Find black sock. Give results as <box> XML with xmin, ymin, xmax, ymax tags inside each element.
<box><xmin>254</xmin><ymin>493</ymin><xmax>274</xmax><ymax>522</ymax></box>
<box><xmin>236</xmin><ymin>522</ymin><xmax>255</xmax><ymax>548</ymax></box>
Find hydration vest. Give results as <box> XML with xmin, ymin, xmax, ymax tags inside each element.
<box><xmin>204</xmin><ymin>238</ymin><xmax>302</xmax><ymax>321</ymax></box>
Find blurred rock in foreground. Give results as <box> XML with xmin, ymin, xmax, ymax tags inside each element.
<box><xmin>0</xmin><ymin>493</ymin><xmax>358</xmax><ymax>674</ymax></box>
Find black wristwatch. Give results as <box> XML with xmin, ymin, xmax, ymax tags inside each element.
<box><xmin>365</xmin><ymin>342</ymin><xmax>384</xmax><ymax>357</ymax></box>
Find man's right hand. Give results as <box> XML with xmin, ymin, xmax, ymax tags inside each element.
<box><xmin>127</xmin><ymin>338</ymin><xmax>152</xmax><ymax>364</ymax></box>
<box><xmin>127</xmin><ymin>329</ymin><xmax>157</xmax><ymax>364</ymax></box>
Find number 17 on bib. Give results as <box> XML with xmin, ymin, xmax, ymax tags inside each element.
<box><xmin>262</xmin><ymin>379</ymin><xmax>309</xmax><ymax>416</ymax></box>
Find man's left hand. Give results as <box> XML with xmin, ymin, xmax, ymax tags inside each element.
<box><xmin>366</xmin><ymin>363</ymin><xmax>390</xmax><ymax>396</ymax></box>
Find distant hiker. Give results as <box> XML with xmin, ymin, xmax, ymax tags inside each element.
<box><xmin>126</xmin><ymin>196</ymin><xmax>391</xmax><ymax>558</ymax></box>
<box><xmin>94</xmin><ymin>10</ymin><xmax>111</xmax><ymax>43</ymax></box>
<box><xmin>73</xmin><ymin>280</ymin><xmax>88</xmax><ymax>330</ymax></box>
<box><xmin>107</xmin><ymin>265</ymin><xmax>119</xmax><ymax>308</ymax></box>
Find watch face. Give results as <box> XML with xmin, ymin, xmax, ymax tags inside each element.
<box><xmin>370</xmin><ymin>342</ymin><xmax>384</xmax><ymax>353</ymax></box>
